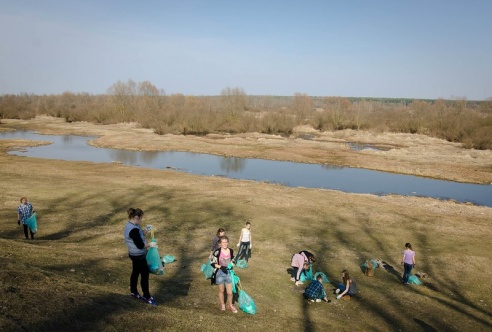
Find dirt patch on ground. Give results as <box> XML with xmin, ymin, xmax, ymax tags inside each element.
<box><xmin>2</xmin><ymin>116</ymin><xmax>491</xmax><ymax>184</ymax></box>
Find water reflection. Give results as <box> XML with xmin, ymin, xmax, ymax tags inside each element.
<box><xmin>347</xmin><ymin>142</ymin><xmax>385</xmax><ymax>151</ymax></box>
<box><xmin>108</xmin><ymin>149</ymin><xmax>160</xmax><ymax>166</ymax></box>
<box><xmin>321</xmin><ymin>164</ymin><xmax>344</xmax><ymax>170</ymax></box>
<box><xmin>1</xmin><ymin>130</ymin><xmax>491</xmax><ymax>207</ymax></box>
<box><xmin>220</xmin><ymin>157</ymin><xmax>246</xmax><ymax>173</ymax></box>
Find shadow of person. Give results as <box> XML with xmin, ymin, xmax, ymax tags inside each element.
<box><xmin>414</xmin><ymin>318</ymin><xmax>438</xmax><ymax>332</ymax></box>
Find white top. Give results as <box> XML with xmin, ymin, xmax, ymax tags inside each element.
<box><xmin>240</xmin><ymin>228</ymin><xmax>251</xmax><ymax>242</ymax></box>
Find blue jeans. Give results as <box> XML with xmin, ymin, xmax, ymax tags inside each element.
<box><xmin>216</xmin><ymin>269</ymin><xmax>232</xmax><ymax>285</ymax></box>
<box><xmin>234</xmin><ymin>241</ymin><xmax>250</xmax><ymax>262</ymax></box>
<box><xmin>337</xmin><ymin>284</ymin><xmax>354</xmax><ymax>296</ymax></box>
<box><xmin>402</xmin><ymin>263</ymin><xmax>413</xmax><ymax>283</ymax></box>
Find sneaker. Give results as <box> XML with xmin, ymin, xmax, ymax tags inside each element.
<box><xmin>290</xmin><ymin>277</ymin><xmax>295</xmax><ymax>282</ymax></box>
<box><xmin>130</xmin><ymin>293</ymin><xmax>143</xmax><ymax>301</ymax></box>
<box><xmin>295</xmin><ymin>281</ymin><xmax>303</xmax><ymax>286</ymax></box>
<box><xmin>315</xmin><ymin>299</ymin><xmax>321</xmax><ymax>303</ymax></box>
<box><xmin>335</xmin><ymin>288</ymin><xmax>340</xmax><ymax>294</ymax></box>
<box><xmin>144</xmin><ymin>297</ymin><xmax>158</xmax><ymax>306</ymax></box>
<box><xmin>228</xmin><ymin>304</ymin><xmax>238</xmax><ymax>313</ymax></box>
<box><xmin>220</xmin><ymin>304</ymin><xmax>226</xmax><ymax>311</ymax></box>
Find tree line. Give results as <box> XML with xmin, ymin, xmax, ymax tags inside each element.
<box><xmin>1</xmin><ymin>80</ymin><xmax>491</xmax><ymax>150</ymax></box>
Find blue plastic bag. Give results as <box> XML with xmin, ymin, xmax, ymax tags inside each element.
<box><xmin>238</xmin><ymin>290</ymin><xmax>257</xmax><ymax>315</ymax></box>
<box><xmin>408</xmin><ymin>275</ymin><xmax>422</xmax><ymax>285</ymax></box>
<box><xmin>304</xmin><ymin>264</ymin><xmax>313</xmax><ymax>280</ymax></box>
<box><xmin>236</xmin><ymin>259</ymin><xmax>248</xmax><ymax>268</ymax></box>
<box><xmin>146</xmin><ymin>240</ymin><xmax>164</xmax><ymax>275</ymax></box>
<box><xmin>162</xmin><ymin>254</ymin><xmax>176</xmax><ymax>264</ymax></box>
<box><xmin>313</xmin><ymin>272</ymin><xmax>330</xmax><ymax>283</ymax></box>
<box><xmin>229</xmin><ymin>266</ymin><xmax>241</xmax><ymax>293</ymax></box>
<box><xmin>25</xmin><ymin>212</ymin><xmax>37</xmax><ymax>233</ymax></box>
<box><xmin>200</xmin><ymin>261</ymin><xmax>214</xmax><ymax>279</ymax></box>
<box><xmin>361</xmin><ymin>259</ymin><xmax>378</xmax><ymax>270</ymax></box>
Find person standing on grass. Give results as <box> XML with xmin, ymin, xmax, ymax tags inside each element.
<box><xmin>123</xmin><ymin>208</ymin><xmax>158</xmax><ymax>306</ymax></box>
<box><xmin>234</xmin><ymin>222</ymin><xmax>252</xmax><ymax>262</ymax></box>
<box><xmin>210</xmin><ymin>228</ymin><xmax>226</xmax><ymax>259</ymax></box>
<box><xmin>210</xmin><ymin>236</ymin><xmax>238</xmax><ymax>313</ymax></box>
<box><xmin>291</xmin><ymin>252</ymin><xmax>310</xmax><ymax>286</ymax></box>
<box><xmin>17</xmin><ymin>197</ymin><xmax>34</xmax><ymax>240</ymax></box>
<box><xmin>336</xmin><ymin>270</ymin><xmax>357</xmax><ymax>299</ymax></box>
<box><xmin>401</xmin><ymin>242</ymin><xmax>416</xmax><ymax>285</ymax></box>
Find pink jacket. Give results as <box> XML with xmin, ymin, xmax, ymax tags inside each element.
<box><xmin>291</xmin><ymin>252</ymin><xmax>308</xmax><ymax>280</ymax></box>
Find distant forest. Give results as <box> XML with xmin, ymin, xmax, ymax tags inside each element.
<box><xmin>1</xmin><ymin>80</ymin><xmax>491</xmax><ymax>149</ymax></box>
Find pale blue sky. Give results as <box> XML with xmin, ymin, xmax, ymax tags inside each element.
<box><xmin>1</xmin><ymin>0</ymin><xmax>491</xmax><ymax>100</ymax></box>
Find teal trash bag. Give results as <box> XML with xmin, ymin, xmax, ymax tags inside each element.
<box><xmin>313</xmin><ymin>272</ymin><xmax>330</xmax><ymax>283</ymax></box>
<box><xmin>200</xmin><ymin>261</ymin><xmax>214</xmax><ymax>279</ymax></box>
<box><xmin>162</xmin><ymin>254</ymin><xmax>176</xmax><ymax>264</ymax></box>
<box><xmin>236</xmin><ymin>259</ymin><xmax>248</xmax><ymax>268</ymax></box>
<box><xmin>229</xmin><ymin>269</ymin><xmax>240</xmax><ymax>293</ymax></box>
<box><xmin>361</xmin><ymin>259</ymin><xmax>378</xmax><ymax>270</ymax></box>
<box><xmin>25</xmin><ymin>212</ymin><xmax>37</xmax><ymax>233</ymax></box>
<box><xmin>146</xmin><ymin>242</ymin><xmax>164</xmax><ymax>275</ymax></box>
<box><xmin>238</xmin><ymin>290</ymin><xmax>257</xmax><ymax>315</ymax></box>
<box><xmin>408</xmin><ymin>275</ymin><xmax>422</xmax><ymax>285</ymax></box>
<box><xmin>304</xmin><ymin>264</ymin><xmax>313</xmax><ymax>280</ymax></box>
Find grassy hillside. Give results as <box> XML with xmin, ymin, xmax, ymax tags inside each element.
<box><xmin>0</xmin><ymin>134</ymin><xmax>491</xmax><ymax>331</ymax></box>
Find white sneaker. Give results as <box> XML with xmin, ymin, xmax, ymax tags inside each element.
<box><xmin>335</xmin><ymin>288</ymin><xmax>340</xmax><ymax>294</ymax></box>
<box><xmin>295</xmin><ymin>281</ymin><xmax>303</xmax><ymax>286</ymax></box>
<box><xmin>290</xmin><ymin>277</ymin><xmax>295</xmax><ymax>282</ymax></box>
<box><xmin>315</xmin><ymin>299</ymin><xmax>321</xmax><ymax>302</ymax></box>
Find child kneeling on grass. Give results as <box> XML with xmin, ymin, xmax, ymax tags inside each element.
<box><xmin>304</xmin><ymin>274</ymin><xmax>329</xmax><ymax>302</ymax></box>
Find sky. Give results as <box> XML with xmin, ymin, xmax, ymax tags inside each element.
<box><xmin>0</xmin><ymin>0</ymin><xmax>491</xmax><ymax>100</ymax></box>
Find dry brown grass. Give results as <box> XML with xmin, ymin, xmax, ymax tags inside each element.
<box><xmin>0</xmin><ymin>117</ymin><xmax>491</xmax><ymax>331</ymax></box>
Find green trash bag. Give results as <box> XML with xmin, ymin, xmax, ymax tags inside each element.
<box><xmin>229</xmin><ymin>268</ymin><xmax>241</xmax><ymax>293</ymax></box>
<box><xmin>200</xmin><ymin>261</ymin><xmax>214</xmax><ymax>279</ymax></box>
<box><xmin>299</xmin><ymin>271</ymin><xmax>307</xmax><ymax>282</ymax></box>
<box><xmin>305</xmin><ymin>266</ymin><xmax>313</xmax><ymax>280</ymax></box>
<box><xmin>238</xmin><ymin>290</ymin><xmax>257</xmax><ymax>315</ymax></box>
<box><xmin>361</xmin><ymin>259</ymin><xmax>378</xmax><ymax>270</ymax></box>
<box><xmin>162</xmin><ymin>254</ymin><xmax>176</xmax><ymax>264</ymax></box>
<box><xmin>146</xmin><ymin>241</ymin><xmax>164</xmax><ymax>275</ymax></box>
<box><xmin>313</xmin><ymin>272</ymin><xmax>330</xmax><ymax>283</ymax></box>
<box><xmin>408</xmin><ymin>275</ymin><xmax>422</xmax><ymax>285</ymax></box>
<box><xmin>236</xmin><ymin>259</ymin><xmax>248</xmax><ymax>268</ymax></box>
<box><xmin>25</xmin><ymin>212</ymin><xmax>37</xmax><ymax>233</ymax></box>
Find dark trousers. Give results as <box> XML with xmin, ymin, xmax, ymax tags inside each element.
<box><xmin>402</xmin><ymin>263</ymin><xmax>413</xmax><ymax>283</ymax></box>
<box><xmin>130</xmin><ymin>254</ymin><xmax>150</xmax><ymax>298</ymax></box>
<box><xmin>291</xmin><ymin>267</ymin><xmax>305</xmax><ymax>281</ymax></box>
<box><xmin>234</xmin><ymin>242</ymin><xmax>250</xmax><ymax>262</ymax></box>
<box><xmin>23</xmin><ymin>224</ymin><xmax>34</xmax><ymax>239</ymax></box>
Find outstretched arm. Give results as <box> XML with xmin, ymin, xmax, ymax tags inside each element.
<box><xmin>237</xmin><ymin>229</ymin><xmax>244</xmax><ymax>246</ymax></box>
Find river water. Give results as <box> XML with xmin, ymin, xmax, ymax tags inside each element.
<box><xmin>1</xmin><ymin>130</ymin><xmax>491</xmax><ymax>207</ymax></box>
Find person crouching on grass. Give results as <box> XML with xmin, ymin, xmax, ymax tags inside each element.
<box><xmin>210</xmin><ymin>236</ymin><xmax>237</xmax><ymax>313</ymax></box>
<box><xmin>336</xmin><ymin>270</ymin><xmax>357</xmax><ymax>300</ymax></box>
<box><xmin>304</xmin><ymin>274</ymin><xmax>329</xmax><ymax>302</ymax></box>
<box><xmin>291</xmin><ymin>251</ymin><xmax>310</xmax><ymax>286</ymax></box>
